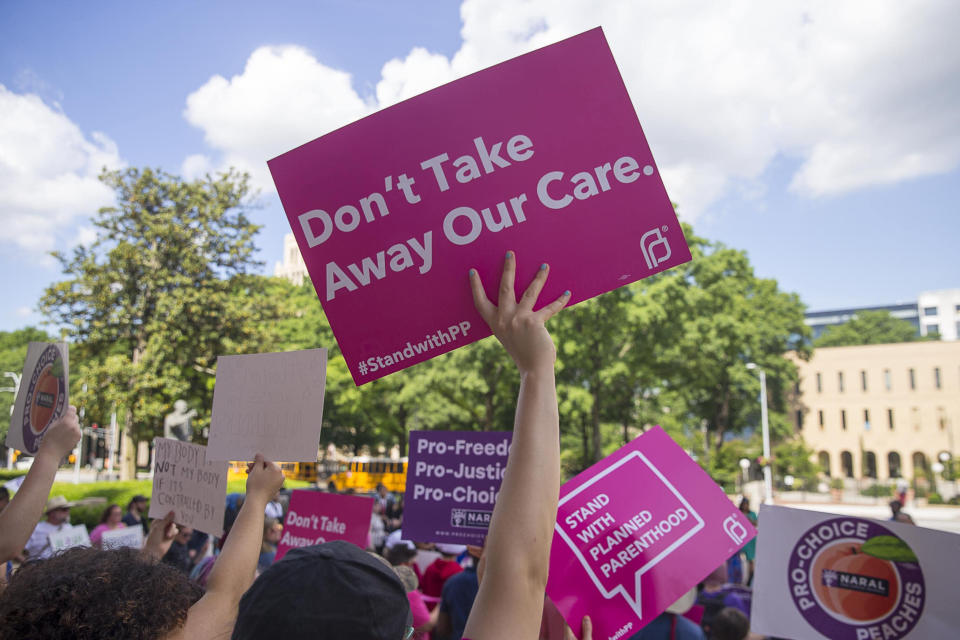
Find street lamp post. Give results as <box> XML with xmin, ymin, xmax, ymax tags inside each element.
<box><xmin>747</xmin><ymin>363</ymin><xmax>773</xmax><ymax>505</ymax></box>
<box><xmin>2</xmin><ymin>372</ymin><xmax>22</xmax><ymax>469</ymax></box>
<box><xmin>739</xmin><ymin>457</ymin><xmax>750</xmax><ymax>495</ymax></box>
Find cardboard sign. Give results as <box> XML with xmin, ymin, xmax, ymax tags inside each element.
<box><xmin>402</xmin><ymin>430</ymin><xmax>512</xmax><ymax>545</ymax></box>
<box><xmin>275</xmin><ymin>489</ymin><xmax>374</xmax><ymax>561</ymax></box>
<box><xmin>48</xmin><ymin>524</ymin><xmax>90</xmax><ymax>553</ymax></box>
<box><xmin>100</xmin><ymin>525</ymin><xmax>145</xmax><ymax>550</ymax></box>
<box><xmin>148</xmin><ymin>438</ymin><xmax>227</xmax><ymax>536</ymax></box>
<box><xmin>6</xmin><ymin>342</ymin><xmax>69</xmax><ymax>454</ymax></box>
<box><xmin>752</xmin><ymin>505</ymin><xmax>959</xmax><ymax>640</ymax></box>
<box><xmin>268</xmin><ymin>27</ymin><xmax>690</xmax><ymax>385</ymax></box>
<box><xmin>206</xmin><ymin>349</ymin><xmax>328</xmax><ymax>462</ymax></box>
<box><xmin>545</xmin><ymin>427</ymin><xmax>756</xmax><ymax>640</ymax></box>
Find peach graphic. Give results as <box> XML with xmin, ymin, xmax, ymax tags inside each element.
<box><xmin>813</xmin><ymin>541</ymin><xmax>899</xmax><ymax>622</ymax></box>
<box><xmin>29</xmin><ymin>360</ymin><xmax>62</xmax><ymax>434</ymax></box>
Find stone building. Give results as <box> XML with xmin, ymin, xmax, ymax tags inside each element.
<box><xmin>791</xmin><ymin>341</ymin><xmax>959</xmax><ymax>483</ymax></box>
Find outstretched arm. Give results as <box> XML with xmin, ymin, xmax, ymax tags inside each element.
<box><xmin>462</xmin><ymin>252</ymin><xmax>569</xmax><ymax>640</ymax></box>
<box><xmin>0</xmin><ymin>407</ymin><xmax>81</xmax><ymax>562</ymax></box>
<box><xmin>179</xmin><ymin>454</ymin><xmax>284</xmax><ymax>639</ymax></box>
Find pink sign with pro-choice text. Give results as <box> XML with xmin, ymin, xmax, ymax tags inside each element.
<box><xmin>275</xmin><ymin>490</ymin><xmax>374</xmax><ymax>562</ymax></box>
<box><xmin>268</xmin><ymin>27</ymin><xmax>690</xmax><ymax>385</ymax></box>
<box><xmin>546</xmin><ymin>427</ymin><xmax>756</xmax><ymax>639</ymax></box>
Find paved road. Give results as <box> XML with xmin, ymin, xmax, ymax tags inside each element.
<box><xmin>778</xmin><ymin>501</ymin><xmax>960</xmax><ymax>535</ymax></box>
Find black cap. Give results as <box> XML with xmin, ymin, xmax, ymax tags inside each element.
<box><xmin>232</xmin><ymin>540</ymin><xmax>412</xmax><ymax>640</ymax></box>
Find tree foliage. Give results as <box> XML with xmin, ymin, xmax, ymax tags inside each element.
<box><xmin>815</xmin><ymin>310</ymin><xmax>923</xmax><ymax>347</ymax></box>
<box><xmin>39</xmin><ymin>168</ymin><xmax>276</xmax><ymax>474</ymax></box>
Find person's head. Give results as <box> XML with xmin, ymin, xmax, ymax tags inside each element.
<box><xmin>704</xmin><ymin>563</ymin><xmax>727</xmax><ymax>589</ymax></box>
<box><xmin>890</xmin><ymin>499</ymin><xmax>903</xmax><ymax>515</ymax></box>
<box><xmin>127</xmin><ymin>495</ymin><xmax>148</xmax><ymax>514</ymax></box>
<box><xmin>232</xmin><ymin>540</ymin><xmax>413</xmax><ymax>640</ymax></box>
<box><xmin>0</xmin><ymin>546</ymin><xmax>202</xmax><ymax>640</ymax></box>
<box><xmin>710</xmin><ymin>607</ymin><xmax>750</xmax><ymax>640</ymax></box>
<box><xmin>738</xmin><ymin>497</ymin><xmax>750</xmax><ymax>513</ymax></box>
<box><xmin>376</xmin><ymin>483</ymin><xmax>388</xmax><ymax>498</ymax></box>
<box><xmin>0</xmin><ymin>486</ymin><xmax>9</xmax><ymax>511</ymax></box>
<box><xmin>384</xmin><ymin>542</ymin><xmax>417</xmax><ymax>567</ymax></box>
<box><xmin>394</xmin><ymin>565</ymin><xmax>419</xmax><ymax>593</ymax></box>
<box><xmin>100</xmin><ymin>503</ymin><xmax>123</xmax><ymax>525</ymax></box>
<box><xmin>44</xmin><ymin>496</ymin><xmax>71</xmax><ymax>525</ymax></box>
<box><xmin>175</xmin><ymin>526</ymin><xmax>194</xmax><ymax>545</ymax></box>
<box><xmin>435</xmin><ymin>543</ymin><xmax>465</xmax><ymax>559</ymax></box>
<box><xmin>263</xmin><ymin>518</ymin><xmax>282</xmax><ymax>546</ymax></box>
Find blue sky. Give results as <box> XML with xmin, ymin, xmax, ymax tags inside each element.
<box><xmin>2</xmin><ymin>0</ymin><xmax>958</xmax><ymax>332</ymax></box>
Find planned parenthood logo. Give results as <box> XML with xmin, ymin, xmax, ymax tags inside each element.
<box><xmin>640</xmin><ymin>228</ymin><xmax>671</xmax><ymax>270</ymax></box>
<box><xmin>451</xmin><ymin>509</ymin><xmax>491</xmax><ymax>529</ymax></box>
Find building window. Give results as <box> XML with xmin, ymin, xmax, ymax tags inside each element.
<box><xmin>926</xmin><ymin>324</ymin><xmax>939</xmax><ymax>335</ymax></box>
<box><xmin>841</xmin><ymin>451</ymin><xmax>854</xmax><ymax>478</ymax></box>
<box><xmin>861</xmin><ymin>370</ymin><xmax>868</xmax><ymax>391</ymax></box>
<box><xmin>864</xmin><ymin>452</ymin><xmax>878</xmax><ymax>479</ymax></box>
<box><xmin>934</xmin><ymin>367</ymin><xmax>942</xmax><ymax>389</ymax></box>
<box><xmin>796</xmin><ymin>410</ymin><xmax>804</xmax><ymax>429</ymax></box>
<box><xmin>838</xmin><ymin>372</ymin><xmax>844</xmax><ymax>393</ymax></box>
<box><xmin>912</xmin><ymin>407</ymin><xmax>920</xmax><ymax>432</ymax></box>
<box><xmin>841</xmin><ymin>410</ymin><xmax>847</xmax><ymax>430</ymax></box>
<box><xmin>888</xmin><ymin>452</ymin><xmax>902</xmax><ymax>479</ymax></box>
<box><xmin>888</xmin><ymin>408</ymin><xmax>895</xmax><ymax>430</ymax></box>
<box><xmin>816</xmin><ymin>373</ymin><xmax>822</xmax><ymax>393</ymax></box>
<box><xmin>940</xmin><ymin>408</ymin><xmax>948</xmax><ymax>431</ymax></box>
<box><xmin>863</xmin><ymin>409</ymin><xmax>870</xmax><ymax>428</ymax></box>
<box><xmin>818</xmin><ymin>451</ymin><xmax>831</xmax><ymax>476</ymax></box>
<box><xmin>818</xmin><ymin>410</ymin><xmax>825</xmax><ymax>429</ymax></box>
<box><xmin>909</xmin><ymin>368</ymin><xmax>916</xmax><ymax>390</ymax></box>
<box><xmin>923</xmin><ymin>305</ymin><xmax>937</xmax><ymax>316</ymax></box>
<box><xmin>884</xmin><ymin>369</ymin><xmax>892</xmax><ymax>390</ymax></box>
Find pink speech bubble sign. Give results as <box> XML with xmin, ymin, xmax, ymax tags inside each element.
<box><xmin>546</xmin><ymin>427</ymin><xmax>756</xmax><ymax>640</ymax></box>
<box><xmin>268</xmin><ymin>27</ymin><xmax>690</xmax><ymax>385</ymax></box>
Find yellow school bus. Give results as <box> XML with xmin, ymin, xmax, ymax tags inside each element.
<box><xmin>227</xmin><ymin>460</ymin><xmax>318</xmax><ymax>483</ymax></box>
<box><xmin>325</xmin><ymin>457</ymin><xmax>408</xmax><ymax>493</ymax></box>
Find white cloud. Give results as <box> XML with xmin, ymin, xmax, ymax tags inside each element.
<box><xmin>183</xmin><ymin>0</ymin><xmax>960</xmax><ymax>218</ymax></box>
<box><xmin>0</xmin><ymin>85</ymin><xmax>123</xmax><ymax>255</ymax></box>
<box><xmin>183</xmin><ymin>46</ymin><xmax>373</xmax><ymax>191</ymax></box>
<box><xmin>15</xmin><ymin>306</ymin><xmax>33</xmax><ymax>318</ymax></box>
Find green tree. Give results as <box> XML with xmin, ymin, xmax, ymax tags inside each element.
<box><xmin>40</xmin><ymin>168</ymin><xmax>274</xmax><ymax>478</ymax></box>
<box><xmin>0</xmin><ymin>327</ymin><xmax>54</xmax><ymax>443</ymax></box>
<box><xmin>815</xmin><ymin>310</ymin><xmax>922</xmax><ymax>347</ymax></box>
<box><xmin>646</xmin><ymin>226</ymin><xmax>811</xmax><ymax>454</ymax></box>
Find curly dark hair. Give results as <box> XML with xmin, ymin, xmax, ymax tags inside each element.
<box><xmin>0</xmin><ymin>546</ymin><xmax>203</xmax><ymax>639</ymax></box>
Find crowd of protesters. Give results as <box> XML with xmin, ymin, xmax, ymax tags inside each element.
<box><xmin>0</xmin><ymin>254</ymin><xmax>924</xmax><ymax>639</ymax></box>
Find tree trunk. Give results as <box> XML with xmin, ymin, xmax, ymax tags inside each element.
<box><xmin>119</xmin><ymin>409</ymin><xmax>136</xmax><ymax>481</ymax></box>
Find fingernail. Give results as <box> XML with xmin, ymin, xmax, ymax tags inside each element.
<box><xmin>469</xmin><ymin>269</ymin><xmax>476</xmax><ymax>276</ymax></box>
<box><xmin>540</xmin><ymin>263</ymin><xmax>547</xmax><ymax>270</ymax></box>
<box><xmin>564</xmin><ymin>290</ymin><xmax>571</xmax><ymax>297</ymax></box>
<box><xmin>505</xmin><ymin>250</ymin><xmax>513</xmax><ymax>258</ymax></box>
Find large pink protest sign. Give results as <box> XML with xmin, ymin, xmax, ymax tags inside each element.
<box><xmin>268</xmin><ymin>28</ymin><xmax>690</xmax><ymax>385</ymax></box>
<box><xmin>275</xmin><ymin>489</ymin><xmax>374</xmax><ymax>561</ymax></box>
<box><xmin>546</xmin><ymin>427</ymin><xmax>756</xmax><ymax>640</ymax></box>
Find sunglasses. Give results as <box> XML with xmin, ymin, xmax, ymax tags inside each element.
<box><xmin>404</xmin><ymin>627</ymin><xmax>414</xmax><ymax>640</ymax></box>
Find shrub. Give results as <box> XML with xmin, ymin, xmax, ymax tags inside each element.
<box><xmin>860</xmin><ymin>483</ymin><xmax>894</xmax><ymax>497</ymax></box>
<box><xmin>928</xmin><ymin>492</ymin><xmax>944</xmax><ymax>504</ymax></box>
<box><xmin>830</xmin><ymin>478</ymin><xmax>845</xmax><ymax>490</ymax></box>
<box><xmin>949</xmin><ymin>495</ymin><xmax>960</xmax><ymax>506</ymax></box>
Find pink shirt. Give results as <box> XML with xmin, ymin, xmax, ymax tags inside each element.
<box><xmin>407</xmin><ymin>590</ymin><xmax>431</xmax><ymax>640</ymax></box>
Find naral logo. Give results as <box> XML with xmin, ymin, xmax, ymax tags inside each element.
<box><xmin>787</xmin><ymin>517</ymin><xmax>924</xmax><ymax>640</ymax></box>
<box><xmin>640</xmin><ymin>228</ymin><xmax>671</xmax><ymax>269</ymax></box>
<box><xmin>450</xmin><ymin>509</ymin><xmax>491</xmax><ymax>529</ymax></box>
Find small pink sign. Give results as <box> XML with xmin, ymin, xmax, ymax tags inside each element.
<box><xmin>268</xmin><ymin>27</ymin><xmax>690</xmax><ymax>385</ymax></box>
<box><xmin>275</xmin><ymin>490</ymin><xmax>374</xmax><ymax>561</ymax></box>
<box><xmin>546</xmin><ymin>427</ymin><xmax>756</xmax><ymax>639</ymax></box>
